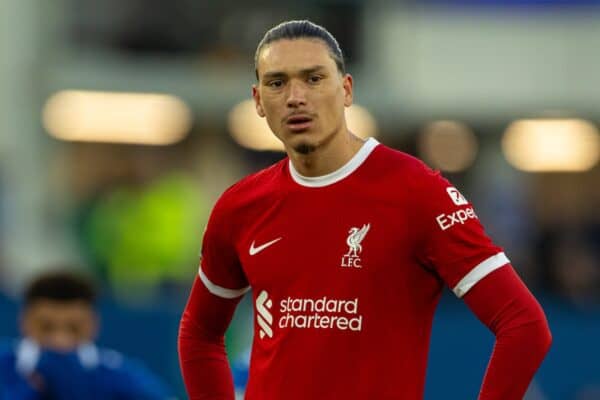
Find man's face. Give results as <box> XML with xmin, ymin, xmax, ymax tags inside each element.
<box><xmin>253</xmin><ymin>38</ymin><xmax>353</xmax><ymax>154</ymax></box>
<box><xmin>21</xmin><ymin>300</ymin><xmax>98</xmax><ymax>352</ymax></box>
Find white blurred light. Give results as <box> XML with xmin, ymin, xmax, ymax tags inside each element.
<box><xmin>502</xmin><ymin>119</ymin><xmax>600</xmax><ymax>172</ymax></box>
<box><xmin>43</xmin><ymin>90</ymin><xmax>192</xmax><ymax>145</ymax></box>
<box><xmin>228</xmin><ymin>100</ymin><xmax>377</xmax><ymax>152</ymax></box>
<box><xmin>228</xmin><ymin>100</ymin><xmax>281</xmax><ymax>151</ymax></box>
<box><xmin>418</xmin><ymin>120</ymin><xmax>478</xmax><ymax>172</ymax></box>
<box><xmin>345</xmin><ymin>104</ymin><xmax>378</xmax><ymax>140</ymax></box>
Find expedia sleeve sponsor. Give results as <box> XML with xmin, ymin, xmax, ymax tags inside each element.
<box><xmin>436</xmin><ymin>207</ymin><xmax>478</xmax><ymax>231</ymax></box>
<box><xmin>416</xmin><ymin>166</ymin><xmax>505</xmax><ymax>297</ymax></box>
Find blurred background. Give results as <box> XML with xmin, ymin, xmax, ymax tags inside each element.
<box><xmin>1</xmin><ymin>0</ymin><xmax>599</xmax><ymax>399</ymax></box>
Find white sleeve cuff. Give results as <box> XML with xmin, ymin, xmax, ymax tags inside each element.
<box><xmin>198</xmin><ymin>267</ymin><xmax>250</xmax><ymax>299</ymax></box>
<box><xmin>452</xmin><ymin>252</ymin><xmax>510</xmax><ymax>298</ymax></box>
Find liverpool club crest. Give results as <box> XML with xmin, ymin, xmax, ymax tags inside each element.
<box><xmin>341</xmin><ymin>223</ymin><xmax>370</xmax><ymax>268</ymax></box>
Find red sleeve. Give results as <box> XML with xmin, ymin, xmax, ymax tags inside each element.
<box><xmin>463</xmin><ymin>265</ymin><xmax>552</xmax><ymax>400</ymax></box>
<box><xmin>178</xmin><ymin>276</ymin><xmax>243</xmax><ymax>400</ymax></box>
<box><xmin>200</xmin><ymin>194</ymin><xmax>248</xmax><ymax>292</ymax></box>
<box><xmin>415</xmin><ymin>167</ymin><xmax>505</xmax><ymax>294</ymax></box>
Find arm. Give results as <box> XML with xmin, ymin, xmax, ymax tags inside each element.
<box><xmin>0</xmin><ymin>341</ymin><xmax>100</xmax><ymax>400</ymax></box>
<box><xmin>0</xmin><ymin>380</ymin><xmax>41</xmax><ymax>400</ymax></box>
<box><xmin>0</xmin><ymin>366</ymin><xmax>42</xmax><ymax>400</ymax></box>
<box><xmin>178</xmin><ymin>276</ymin><xmax>243</xmax><ymax>400</ymax></box>
<box><xmin>38</xmin><ymin>346</ymin><xmax>174</xmax><ymax>400</ymax></box>
<box><xmin>413</xmin><ymin>165</ymin><xmax>551</xmax><ymax>399</ymax></box>
<box><xmin>35</xmin><ymin>350</ymin><xmax>96</xmax><ymax>400</ymax></box>
<box><xmin>463</xmin><ymin>265</ymin><xmax>552</xmax><ymax>400</ymax></box>
<box><xmin>0</xmin><ymin>344</ymin><xmax>42</xmax><ymax>400</ymax></box>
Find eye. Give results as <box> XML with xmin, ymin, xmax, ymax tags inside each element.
<box><xmin>308</xmin><ymin>75</ymin><xmax>323</xmax><ymax>84</ymax></box>
<box><xmin>39</xmin><ymin>320</ymin><xmax>56</xmax><ymax>334</ymax></box>
<box><xmin>67</xmin><ymin>322</ymin><xmax>83</xmax><ymax>336</ymax></box>
<box><xmin>267</xmin><ymin>80</ymin><xmax>284</xmax><ymax>89</ymax></box>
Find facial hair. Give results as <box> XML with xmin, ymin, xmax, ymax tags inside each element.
<box><xmin>293</xmin><ymin>143</ymin><xmax>316</xmax><ymax>155</ymax></box>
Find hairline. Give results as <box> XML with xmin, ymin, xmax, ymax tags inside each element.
<box><xmin>254</xmin><ymin>37</ymin><xmax>345</xmax><ymax>81</ymax></box>
<box><xmin>24</xmin><ymin>297</ymin><xmax>95</xmax><ymax>308</ymax></box>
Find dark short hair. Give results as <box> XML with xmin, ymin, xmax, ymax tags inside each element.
<box><xmin>24</xmin><ymin>271</ymin><xmax>97</xmax><ymax>307</ymax></box>
<box><xmin>254</xmin><ymin>20</ymin><xmax>345</xmax><ymax>80</ymax></box>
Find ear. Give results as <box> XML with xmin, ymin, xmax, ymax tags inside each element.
<box><xmin>342</xmin><ymin>73</ymin><xmax>353</xmax><ymax>107</ymax></box>
<box><xmin>252</xmin><ymin>85</ymin><xmax>266</xmax><ymax>118</ymax></box>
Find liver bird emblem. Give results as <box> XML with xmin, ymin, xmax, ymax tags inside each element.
<box><xmin>345</xmin><ymin>223</ymin><xmax>370</xmax><ymax>257</ymax></box>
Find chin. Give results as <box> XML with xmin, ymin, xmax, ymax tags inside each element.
<box><xmin>293</xmin><ymin>142</ymin><xmax>317</xmax><ymax>155</ymax></box>
<box><xmin>285</xmin><ymin>134</ymin><xmax>318</xmax><ymax>154</ymax></box>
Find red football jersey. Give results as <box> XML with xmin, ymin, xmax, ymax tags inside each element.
<box><xmin>199</xmin><ymin>138</ymin><xmax>509</xmax><ymax>399</ymax></box>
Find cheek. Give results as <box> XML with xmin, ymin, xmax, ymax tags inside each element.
<box><xmin>322</xmin><ymin>91</ymin><xmax>345</xmax><ymax>120</ymax></box>
<box><xmin>259</xmin><ymin>96</ymin><xmax>279</xmax><ymax>116</ymax></box>
<box><xmin>26</xmin><ymin>324</ymin><xmax>47</xmax><ymax>340</ymax></box>
<box><xmin>82</xmin><ymin>320</ymin><xmax>97</xmax><ymax>338</ymax></box>
<box><xmin>261</xmin><ymin>100</ymin><xmax>285</xmax><ymax>127</ymax></box>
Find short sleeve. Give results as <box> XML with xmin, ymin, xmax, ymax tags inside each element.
<box><xmin>416</xmin><ymin>167</ymin><xmax>509</xmax><ymax>298</ymax></box>
<box><xmin>198</xmin><ymin>195</ymin><xmax>250</xmax><ymax>299</ymax></box>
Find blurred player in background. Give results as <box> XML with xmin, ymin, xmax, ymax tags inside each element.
<box><xmin>179</xmin><ymin>20</ymin><xmax>551</xmax><ymax>399</ymax></box>
<box><xmin>0</xmin><ymin>270</ymin><xmax>174</xmax><ymax>400</ymax></box>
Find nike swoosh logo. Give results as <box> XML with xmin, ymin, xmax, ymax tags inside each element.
<box><xmin>249</xmin><ymin>237</ymin><xmax>282</xmax><ymax>256</ymax></box>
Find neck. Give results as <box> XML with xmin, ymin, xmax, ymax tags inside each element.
<box><xmin>287</xmin><ymin>128</ymin><xmax>365</xmax><ymax>177</ymax></box>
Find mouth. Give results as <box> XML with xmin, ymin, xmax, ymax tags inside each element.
<box><xmin>285</xmin><ymin>114</ymin><xmax>314</xmax><ymax>133</ymax></box>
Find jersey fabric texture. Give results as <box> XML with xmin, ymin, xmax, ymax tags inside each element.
<box><xmin>0</xmin><ymin>339</ymin><xmax>174</xmax><ymax>400</ymax></box>
<box><xmin>198</xmin><ymin>139</ymin><xmax>510</xmax><ymax>399</ymax></box>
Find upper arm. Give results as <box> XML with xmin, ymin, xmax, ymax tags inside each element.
<box><xmin>415</xmin><ymin>167</ymin><xmax>509</xmax><ymax>298</ymax></box>
<box><xmin>180</xmin><ymin>194</ymin><xmax>249</xmax><ymax>340</ymax></box>
<box><xmin>0</xmin><ymin>348</ymin><xmax>42</xmax><ymax>400</ymax></box>
<box><xmin>198</xmin><ymin>195</ymin><xmax>249</xmax><ymax>298</ymax></box>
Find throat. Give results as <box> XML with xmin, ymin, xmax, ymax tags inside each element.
<box><xmin>290</xmin><ymin>133</ymin><xmax>365</xmax><ymax>177</ymax></box>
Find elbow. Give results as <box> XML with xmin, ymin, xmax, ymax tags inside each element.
<box><xmin>539</xmin><ymin>316</ymin><xmax>553</xmax><ymax>357</ymax></box>
<box><xmin>525</xmin><ymin>294</ymin><xmax>553</xmax><ymax>360</ymax></box>
<box><xmin>522</xmin><ymin>310</ymin><xmax>552</xmax><ymax>364</ymax></box>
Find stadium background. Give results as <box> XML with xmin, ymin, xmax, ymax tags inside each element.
<box><xmin>0</xmin><ymin>0</ymin><xmax>599</xmax><ymax>398</ymax></box>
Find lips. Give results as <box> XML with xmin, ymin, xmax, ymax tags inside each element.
<box><xmin>285</xmin><ymin>114</ymin><xmax>313</xmax><ymax>132</ymax></box>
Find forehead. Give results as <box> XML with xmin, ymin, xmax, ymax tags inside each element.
<box><xmin>25</xmin><ymin>300</ymin><xmax>95</xmax><ymax>320</ymax></box>
<box><xmin>257</xmin><ymin>38</ymin><xmax>337</xmax><ymax>76</ymax></box>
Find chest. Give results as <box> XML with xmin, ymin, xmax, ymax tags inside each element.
<box><xmin>236</xmin><ymin>189</ymin><xmax>421</xmax><ymax>295</ymax></box>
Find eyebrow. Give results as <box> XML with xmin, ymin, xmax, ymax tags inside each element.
<box><xmin>261</xmin><ymin>65</ymin><xmax>327</xmax><ymax>80</ymax></box>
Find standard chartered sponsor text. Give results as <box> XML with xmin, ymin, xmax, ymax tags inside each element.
<box><xmin>278</xmin><ymin>296</ymin><xmax>362</xmax><ymax>331</ymax></box>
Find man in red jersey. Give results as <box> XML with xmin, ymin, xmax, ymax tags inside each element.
<box><xmin>178</xmin><ymin>20</ymin><xmax>551</xmax><ymax>400</ymax></box>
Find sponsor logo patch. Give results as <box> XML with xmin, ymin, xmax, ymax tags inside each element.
<box><xmin>436</xmin><ymin>207</ymin><xmax>478</xmax><ymax>231</ymax></box>
<box><xmin>446</xmin><ymin>187</ymin><xmax>469</xmax><ymax>206</ymax></box>
<box><xmin>256</xmin><ymin>291</ymin><xmax>363</xmax><ymax>339</ymax></box>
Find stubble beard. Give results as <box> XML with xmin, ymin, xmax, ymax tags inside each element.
<box><xmin>290</xmin><ymin>124</ymin><xmax>341</xmax><ymax>155</ymax></box>
<box><xmin>293</xmin><ymin>142</ymin><xmax>317</xmax><ymax>155</ymax></box>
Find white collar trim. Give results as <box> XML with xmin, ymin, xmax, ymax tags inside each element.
<box><xmin>289</xmin><ymin>138</ymin><xmax>379</xmax><ymax>187</ymax></box>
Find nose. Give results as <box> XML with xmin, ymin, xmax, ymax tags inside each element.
<box><xmin>286</xmin><ymin>80</ymin><xmax>307</xmax><ymax>108</ymax></box>
<box><xmin>47</xmin><ymin>331</ymin><xmax>78</xmax><ymax>352</ymax></box>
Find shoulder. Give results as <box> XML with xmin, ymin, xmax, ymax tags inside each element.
<box><xmin>96</xmin><ymin>347</ymin><xmax>126</xmax><ymax>371</ymax></box>
<box><xmin>96</xmin><ymin>347</ymin><xmax>156</xmax><ymax>377</ymax></box>
<box><xmin>0</xmin><ymin>339</ymin><xmax>19</xmax><ymax>365</ymax></box>
<box><xmin>0</xmin><ymin>341</ymin><xmax>20</xmax><ymax>383</ymax></box>
<box><xmin>212</xmin><ymin>159</ymin><xmax>287</xmax><ymax>216</ymax></box>
<box><xmin>0</xmin><ymin>340</ymin><xmax>15</xmax><ymax>357</ymax></box>
<box><xmin>95</xmin><ymin>347</ymin><xmax>156</xmax><ymax>379</ymax></box>
<box><xmin>95</xmin><ymin>347</ymin><xmax>172</xmax><ymax>396</ymax></box>
<box><xmin>368</xmin><ymin>143</ymin><xmax>439</xmax><ymax>188</ymax></box>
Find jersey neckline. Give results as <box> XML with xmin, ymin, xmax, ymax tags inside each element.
<box><xmin>288</xmin><ymin>137</ymin><xmax>380</xmax><ymax>188</ymax></box>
